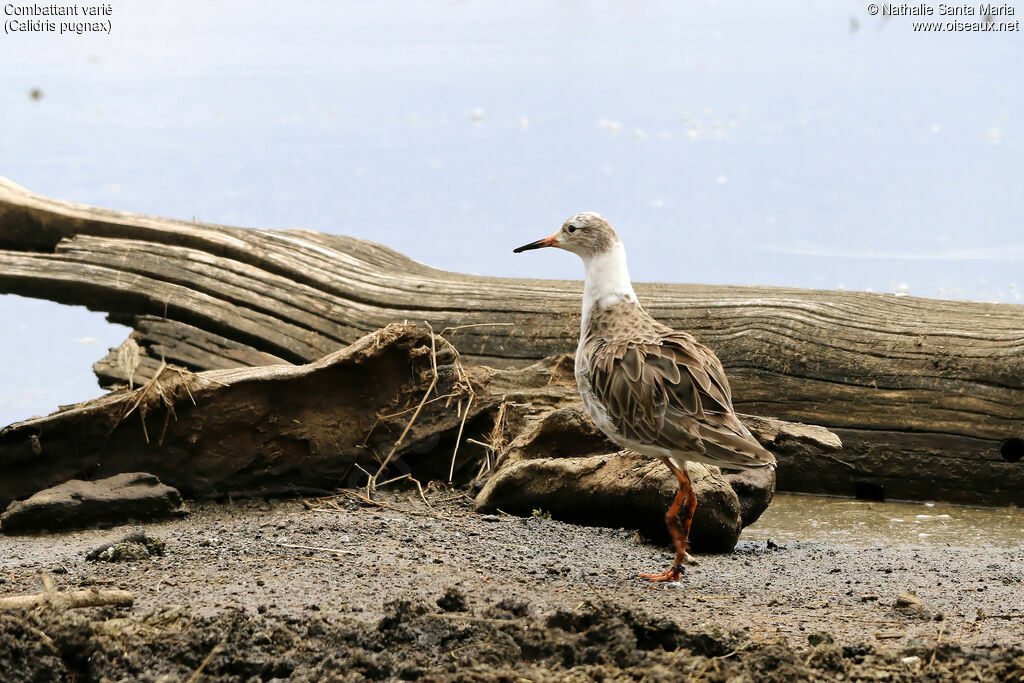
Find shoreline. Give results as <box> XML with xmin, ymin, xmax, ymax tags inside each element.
<box><xmin>1</xmin><ymin>492</ymin><xmax>1022</xmax><ymax>679</ymax></box>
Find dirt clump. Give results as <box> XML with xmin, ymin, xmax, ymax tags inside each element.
<box><xmin>85</xmin><ymin>529</ymin><xmax>166</xmax><ymax>563</ymax></box>
<box><xmin>2</xmin><ymin>493</ymin><xmax>1022</xmax><ymax>680</ymax></box>
<box><xmin>0</xmin><ymin>594</ymin><xmax>1021</xmax><ymax>682</ymax></box>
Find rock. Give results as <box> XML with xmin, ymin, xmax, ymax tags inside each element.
<box><xmin>86</xmin><ymin>529</ymin><xmax>167</xmax><ymax>562</ymax></box>
<box><xmin>478</xmin><ymin>405</ymin><xmax>778</xmax><ymax>552</ymax></box>
<box><xmin>95</xmin><ymin>542</ymin><xmax>150</xmax><ymax>562</ymax></box>
<box><xmin>744</xmin><ymin>416</ymin><xmax>844</xmax><ymax>453</ymax></box>
<box><xmin>893</xmin><ymin>590</ymin><xmax>932</xmax><ymax>619</ymax></box>
<box><xmin>1</xmin><ymin>473</ymin><xmax>183</xmax><ymax>534</ymax></box>
<box><xmin>722</xmin><ymin>467</ymin><xmax>776</xmax><ymax>527</ymax></box>
<box><xmin>503</xmin><ymin>406</ymin><xmax>780</xmax><ymax>510</ymax></box>
<box><xmin>475</xmin><ymin>451</ymin><xmax>745</xmax><ymax>553</ymax></box>
<box><xmin>894</xmin><ymin>590</ymin><xmax>922</xmax><ymax>609</ymax></box>
<box><xmin>501</xmin><ymin>405</ymin><xmax>617</xmax><ymax>463</ymax></box>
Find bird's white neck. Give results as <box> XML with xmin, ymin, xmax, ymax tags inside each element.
<box><xmin>580</xmin><ymin>241</ymin><xmax>638</xmax><ymax>333</ymax></box>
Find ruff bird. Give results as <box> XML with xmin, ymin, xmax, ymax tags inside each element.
<box><xmin>514</xmin><ymin>212</ymin><xmax>776</xmax><ymax>581</ymax></box>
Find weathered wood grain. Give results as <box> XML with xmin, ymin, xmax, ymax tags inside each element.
<box><xmin>0</xmin><ymin>324</ymin><xmax>492</xmax><ymax>510</ymax></box>
<box><xmin>93</xmin><ymin>316</ymin><xmax>289</xmax><ymax>387</ymax></box>
<box><xmin>0</xmin><ymin>323</ymin><xmax>834</xmax><ymax>551</ymax></box>
<box><xmin>1</xmin><ymin>177</ymin><xmax>1022</xmax><ymax>504</ymax></box>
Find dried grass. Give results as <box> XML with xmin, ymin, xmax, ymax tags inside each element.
<box><xmin>362</xmin><ymin>322</ymin><xmax>488</xmax><ymax>497</ymax></box>
<box><xmin>112</xmin><ymin>358</ymin><xmax>209</xmax><ymax>445</ymax></box>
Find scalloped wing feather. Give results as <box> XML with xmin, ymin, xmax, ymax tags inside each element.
<box><xmin>581</xmin><ymin>306</ymin><xmax>775</xmax><ymax>469</ymax></box>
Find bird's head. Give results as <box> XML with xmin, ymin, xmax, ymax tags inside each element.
<box><xmin>513</xmin><ymin>212</ymin><xmax>620</xmax><ymax>259</ymax></box>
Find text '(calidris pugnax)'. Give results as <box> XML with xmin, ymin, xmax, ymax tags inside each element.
<box><xmin>514</xmin><ymin>212</ymin><xmax>776</xmax><ymax>582</ymax></box>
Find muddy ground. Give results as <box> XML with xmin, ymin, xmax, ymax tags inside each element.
<box><xmin>1</xmin><ymin>490</ymin><xmax>1022</xmax><ymax>681</ymax></box>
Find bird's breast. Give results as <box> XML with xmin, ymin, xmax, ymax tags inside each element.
<box><xmin>574</xmin><ymin>355</ymin><xmax>620</xmax><ymax>443</ymax></box>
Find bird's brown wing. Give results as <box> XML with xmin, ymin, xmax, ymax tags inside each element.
<box><xmin>584</xmin><ymin>331</ymin><xmax>775</xmax><ymax>469</ymax></box>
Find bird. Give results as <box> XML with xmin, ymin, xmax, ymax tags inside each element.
<box><xmin>514</xmin><ymin>212</ymin><xmax>776</xmax><ymax>582</ymax></box>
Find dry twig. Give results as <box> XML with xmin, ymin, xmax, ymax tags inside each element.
<box><xmin>0</xmin><ymin>572</ymin><xmax>133</xmax><ymax>612</ymax></box>
<box><xmin>186</xmin><ymin>643</ymin><xmax>225</xmax><ymax>683</ymax></box>
<box><xmin>366</xmin><ymin>325</ymin><xmax>441</xmax><ymax>493</ymax></box>
<box><xmin>364</xmin><ymin>322</ymin><xmax>481</xmax><ymax>496</ymax></box>
<box><xmin>448</xmin><ymin>395</ymin><xmax>474</xmax><ymax>482</ymax></box>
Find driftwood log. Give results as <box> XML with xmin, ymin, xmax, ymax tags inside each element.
<box><xmin>1</xmin><ymin>178</ymin><xmax>1022</xmax><ymax>505</ymax></box>
<box><xmin>0</xmin><ymin>324</ymin><xmax>836</xmax><ymax>549</ymax></box>
<box><xmin>0</xmin><ymin>325</ymin><xmax>489</xmax><ymax>509</ymax></box>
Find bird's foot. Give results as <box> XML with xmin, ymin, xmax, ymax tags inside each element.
<box><xmin>638</xmin><ymin>549</ymin><xmax>698</xmax><ymax>581</ymax></box>
<box><xmin>638</xmin><ymin>566</ymin><xmax>683</xmax><ymax>582</ymax></box>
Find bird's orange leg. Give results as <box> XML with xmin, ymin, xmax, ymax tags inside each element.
<box><xmin>639</xmin><ymin>459</ymin><xmax>697</xmax><ymax>582</ymax></box>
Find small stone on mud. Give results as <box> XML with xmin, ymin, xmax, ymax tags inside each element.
<box><xmin>892</xmin><ymin>590</ymin><xmax>932</xmax><ymax>619</ymax></box>
<box><xmin>96</xmin><ymin>542</ymin><xmax>150</xmax><ymax>562</ymax></box>
<box><xmin>86</xmin><ymin>529</ymin><xmax>166</xmax><ymax>562</ymax></box>
<box><xmin>895</xmin><ymin>590</ymin><xmax>921</xmax><ymax>608</ymax></box>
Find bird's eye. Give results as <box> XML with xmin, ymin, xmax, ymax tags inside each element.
<box><xmin>566</xmin><ymin>225</ymin><xmax>576</xmax><ymax>233</ymax></box>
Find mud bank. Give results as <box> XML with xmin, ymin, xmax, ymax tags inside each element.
<box><xmin>1</xmin><ymin>492</ymin><xmax>1022</xmax><ymax>680</ymax></box>
<box><xmin>3</xmin><ymin>594</ymin><xmax>1023</xmax><ymax>682</ymax></box>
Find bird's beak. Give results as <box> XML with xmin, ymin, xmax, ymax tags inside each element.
<box><xmin>513</xmin><ymin>235</ymin><xmax>559</xmax><ymax>253</ymax></box>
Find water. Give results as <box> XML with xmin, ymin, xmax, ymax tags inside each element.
<box><xmin>0</xmin><ymin>0</ymin><xmax>1021</xmax><ymax>425</ymax></box>
<box><xmin>744</xmin><ymin>493</ymin><xmax>1024</xmax><ymax>548</ymax></box>
<box><xmin>0</xmin><ymin>296</ymin><xmax>131</xmax><ymax>424</ymax></box>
